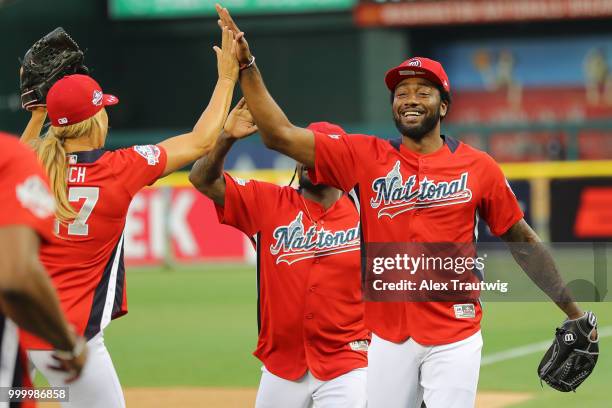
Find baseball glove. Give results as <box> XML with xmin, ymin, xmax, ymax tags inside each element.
<box><xmin>537</xmin><ymin>311</ymin><xmax>599</xmax><ymax>392</ymax></box>
<box><xmin>20</xmin><ymin>27</ymin><xmax>88</xmax><ymax>110</ymax></box>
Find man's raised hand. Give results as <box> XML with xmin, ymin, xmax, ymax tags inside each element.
<box><xmin>215</xmin><ymin>3</ymin><xmax>253</xmax><ymax>65</ymax></box>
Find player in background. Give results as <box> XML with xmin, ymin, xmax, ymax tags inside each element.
<box><xmin>189</xmin><ymin>100</ymin><xmax>369</xmax><ymax>408</ymax></box>
<box><xmin>216</xmin><ymin>5</ymin><xmax>595</xmax><ymax>408</ymax></box>
<box><xmin>0</xmin><ymin>134</ymin><xmax>87</xmax><ymax>408</ymax></box>
<box><xmin>18</xmin><ymin>27</ymin><xmax>241</xmax><ymax>408</ymax></box>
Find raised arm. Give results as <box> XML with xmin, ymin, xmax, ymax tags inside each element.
<box><xmin>501</xmin><ymin>219</ymin><xmax>584</xmax><ymax>319</ymax></box>
<box><xmin>158</xmin><ymin>27</ymin><xmax>240</xmax><ymax>176</ymax></box>
<box><xmin>189</xmin><ymin>98</ymin><xmax>258</xmax><ymax>206</ymax></box>
<box><xmin>0</xmin><ymin>226</ymin><xmax>86</xmax><ymax>381</ymax></box>
<box><xmin>21</xmin><ymin>108</ymin><xmax>47</xmax><ymax>147</ymax></box>
<box><xmin>216</xmin><ymin>5</ymin><xmax>315</xmax><ymax>168</ymax></box>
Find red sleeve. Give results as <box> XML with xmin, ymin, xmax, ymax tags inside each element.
<box><xmin>215</xmin><ymin>173</ymin><xmax>280</xmax><ymax>236</ymax></box>
<box><xmin>478</xmin><ymin>156</ymin><xmax>524</xmax><ymax>236</ymax></box>
<box><xmin>0</xmin><ymin>140</ymin><xmax>54</xmax><ymax>242</ymax></box>
<box><xmin>108</xmin><ymin>145</ymin><xmax>168</xmax><ymax>196</ymax></box>
<box><xmin>308</xmin><ymin>131</ymin><xmax>370</xmax><ymax>192</ymax></box>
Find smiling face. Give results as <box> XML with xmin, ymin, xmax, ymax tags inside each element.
<box><xmin>392</xmin><ymin>77</ymin><xmax>448</xmax><ymax>141</ymax></box>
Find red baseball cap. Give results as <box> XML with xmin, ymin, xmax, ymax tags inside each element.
<box><xmin>307</xmin><ymin>121</ymin><xmax>346</xmax><ymax>135</ymax></box>
<box><xmin>385</xmin><ymin>57</ymin><xmax>450</xmax><ymax>94</ymax></box>
<box><xmin>47</xmin><ymin>74</ymin><xmax>119</xmax><ymax>127</ymax></box>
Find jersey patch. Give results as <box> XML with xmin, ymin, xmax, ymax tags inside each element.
<box><xmin>16</xmin><ymin>175</ymin><xmax>55</xmax><ymax>218</ymax></box>
<box><xmin>133</xmin><ymin>145</ymin><xmax>161</xmax><ymax>166</ymax></box>
<box><xmin>269</xmin><ymin>212</ymin><xmax>360</xmax><ymax>265</ymax></box>
<box><xmin>233</xmin><ymin>177</ymin><xmax>249</xmax><ymax>186</ymax></box>
<box><xmin>453</xmin><ymin>304</ymin><xmax>476</xmax><ymax>319</ymax></box>
<box><xmin>370</xmin><ymin>161</ymin><xmax>472</xmax><ymax>218</ymax></box>
<box><xmin>348</xmin><ymin>340</ymin><xmax>369</xmax><ymax>352</ymax></box>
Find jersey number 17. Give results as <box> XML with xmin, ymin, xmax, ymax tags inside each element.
<box><xmin>54</xmin><ymin>186</ymin><xmax>100</xmax><ymax>236</ymax></box>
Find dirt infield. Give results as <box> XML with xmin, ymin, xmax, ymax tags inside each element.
<box><xmin>39</xmin><ymin>387</ymin><xmax>533</xmax><ymax>407</ymax></box>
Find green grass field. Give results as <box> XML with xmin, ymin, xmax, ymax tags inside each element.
<box><xmin>97</xmin><ymin>265</ymin><xmax>611</xmax><ymax>407</ymax></box>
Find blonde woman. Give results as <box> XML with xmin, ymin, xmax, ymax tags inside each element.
<box><xmin>19</xmin><ymin>27</ymin><xmax>240</xmax><ymax>408</ymax></box>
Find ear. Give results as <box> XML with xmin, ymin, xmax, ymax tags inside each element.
<box><xmin>440</xmin><ymin>98</ymin><xmax>449</xmax><ymax>119</ymax></box>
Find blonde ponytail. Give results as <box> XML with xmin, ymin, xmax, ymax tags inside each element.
<box><xmin>34</xmin><ymin>112</ymin><xmax>104</xmax><ymax>223</ymax></box>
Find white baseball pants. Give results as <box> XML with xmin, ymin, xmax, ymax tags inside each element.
<box><xmin>368</xmin><ymin>330</ymin><xmax>482</xmax><ymax>408</ymax></box>
<box><xmin>255</xmin><ymin>366</ymin><xmax>367</xmax><ymax>408</ymax></box>
<box><xmin>28</xmin><ymin>331</ymin><xmax>125</xmax><ymax>408</ymax></box>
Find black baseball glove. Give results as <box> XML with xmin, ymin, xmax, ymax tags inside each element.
<box><xmin>537</xmin><ymin>311</ymin><xmax>599</xmax><ymax>392</ymax></box>
<box><xmin>20</xmin><ymin>27</ymin><xmax>88</xmax><ymax>110</ymax></box>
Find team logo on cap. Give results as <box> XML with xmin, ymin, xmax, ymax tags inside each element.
<box><xmin>370</xmin><ymin>161</ymin><xmax>472</xmax><ymax>219</ymax></box>
<box><xmin>92</xmin><ymin>90</ymin><xmax>103</xmax><ymax>107</ymax></box>
<box><xmin>407</xmin><ymin>59</ymin><xmax>422</xmax><ymax>67</ymax></box>
<box><xmin>269</xmin><ymin>212</ymin><xmax>360</xmax><ymax>265</ymax></box>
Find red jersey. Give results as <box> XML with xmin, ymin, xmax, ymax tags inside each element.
<box><xmin>216</xmin><ymin>173</ymin><xmax>369</xmax><ymax>381</ymax></box>
<box><xmin>0</xmin><ymin>134</ymin><xmax>55</xmax><ymax>408</ymax></box>
<box><xmin>309</xmin><ymin>133</ymin><xmax>523</xmax><ymax>345</ymax></box>
<box><xmin>21</xmin><ymin>145</ymin><xmax>167</xmax><ymax>350</ymax></box>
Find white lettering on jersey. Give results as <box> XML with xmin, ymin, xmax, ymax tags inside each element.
<box><xmin>68</xmin><ymin>166</ymin><xmax>87</xmax><ymax>183</ymax></box>
<box><xmin>370</xmin><ymin>161</ymin><xmax>472</xmax><ymax>219</ymax></box>
<box><xmin>15</xmin><ymin>175</ymin><xmax>55</xmax><ymax>218</ymax></box>
<box><xmin>269</xmin><ymin>212</ymin><xmax>360</xmax><ymax>265</ymax></box>
<box><xmin>133</xmin><ymin>145</ymin><xmax>161</xmax><ymax>166</ymax></box>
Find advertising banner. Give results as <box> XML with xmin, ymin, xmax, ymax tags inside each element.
<box><xmin>124</xmin><ymin>187</ymin><xmax>249</xmax><ymax>265</ymax></box>
<box><xmin>550</xmin><ymin>178</ymin><xmax>612</xmax><ymax>241</ymax></box>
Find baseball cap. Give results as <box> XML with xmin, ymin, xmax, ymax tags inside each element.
<box><xmin>385</xmin><ymin>57</ymin><xmax>450</xmax><ymax>94</ymax></box>
<box><xmin>307</xmin><ymin>121</ymin><xmax>346</xmax><ymax>135</ymax></box>
<box><xmin>47</xmin><ymin>74</ymin><xmax>119</xmax><ymax>127</ymax></box>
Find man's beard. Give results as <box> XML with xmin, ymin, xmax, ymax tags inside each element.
<box><xmin>299</xmin><ymin>172</ymin><xmax>327</xmax><ymax>193</ymax></box>
<box><xmin>394</xmin><ymin>105</ymin><xmax>441</xmax><ymax>141</ymax></box>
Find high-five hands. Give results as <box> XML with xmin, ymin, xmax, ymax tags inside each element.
<box><xmin>215</xmin><ymin>4</ymin><xmax>253</xmax><ymax>66</ymax></box>
<box><xmin>224</xmin><ymin>98</ymin><xmax>258</xmax><ymax>139</ymax></box>
<box><xmin>214</xmin><ymin>25</ymin><xmax>243</xmax><ymax>83</ymax></box>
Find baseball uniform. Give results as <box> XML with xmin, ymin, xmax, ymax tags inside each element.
<box><xmin>22</xmin><ymin>145</ymin><xmax>167</xmax><ymax>408</ymax></box>
<box><xmin>216</xmin><ymin>173</ymin><xmax>370</xmax><ymax>407</ymax></box>
<box><xmin>308</xmin><ymin>132</ymin><xmax>523</xmax><ymax>408</ymax></box>
<box><xmin>0</xmin><ymin>134</ymin><xmax>55</xmax><ymax>408</ymax></box>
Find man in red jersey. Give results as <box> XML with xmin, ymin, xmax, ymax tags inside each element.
<box><xmin>189</xmin><ymin>99</ymin><xmax>369</xmax><ymax>408</ymax></box>
<box><xmin>215</xmin><ymin>5</ymin><xmax>594</xmax><ymax>408</ymax></box>
<box><xmin>0</xmin><ymin>134</ymin><xmax>87</xmax><ymax>407</ymax></box>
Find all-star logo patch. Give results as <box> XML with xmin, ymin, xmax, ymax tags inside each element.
<box><xmin>133</xmin><ymin>145</ymin><xmax>161</xmax><ymax>166</ymax></box>
<box><xmin>269</xmin><ymin>212</ymin><xmax>360</xmax><ymax>265</ymax></box>
<box><xmin>92</xmin><ymin>90</ymin><xmax>103</xmax><ymax>106</ymax></box>
<box><xmin>370</xmin><ymin>161</ymin><xmax>472</xmax><ymax>219</ymax></box>
<box><xmin>16</xmin><ymin>175</ymin><xmax>55</xmax><ymax>219</ymax></box>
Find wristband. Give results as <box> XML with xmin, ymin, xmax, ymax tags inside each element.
<box><xmin>239</xmin><ymin>56</ymin><xmax>256</xmax><ymax>71</ymax></box>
